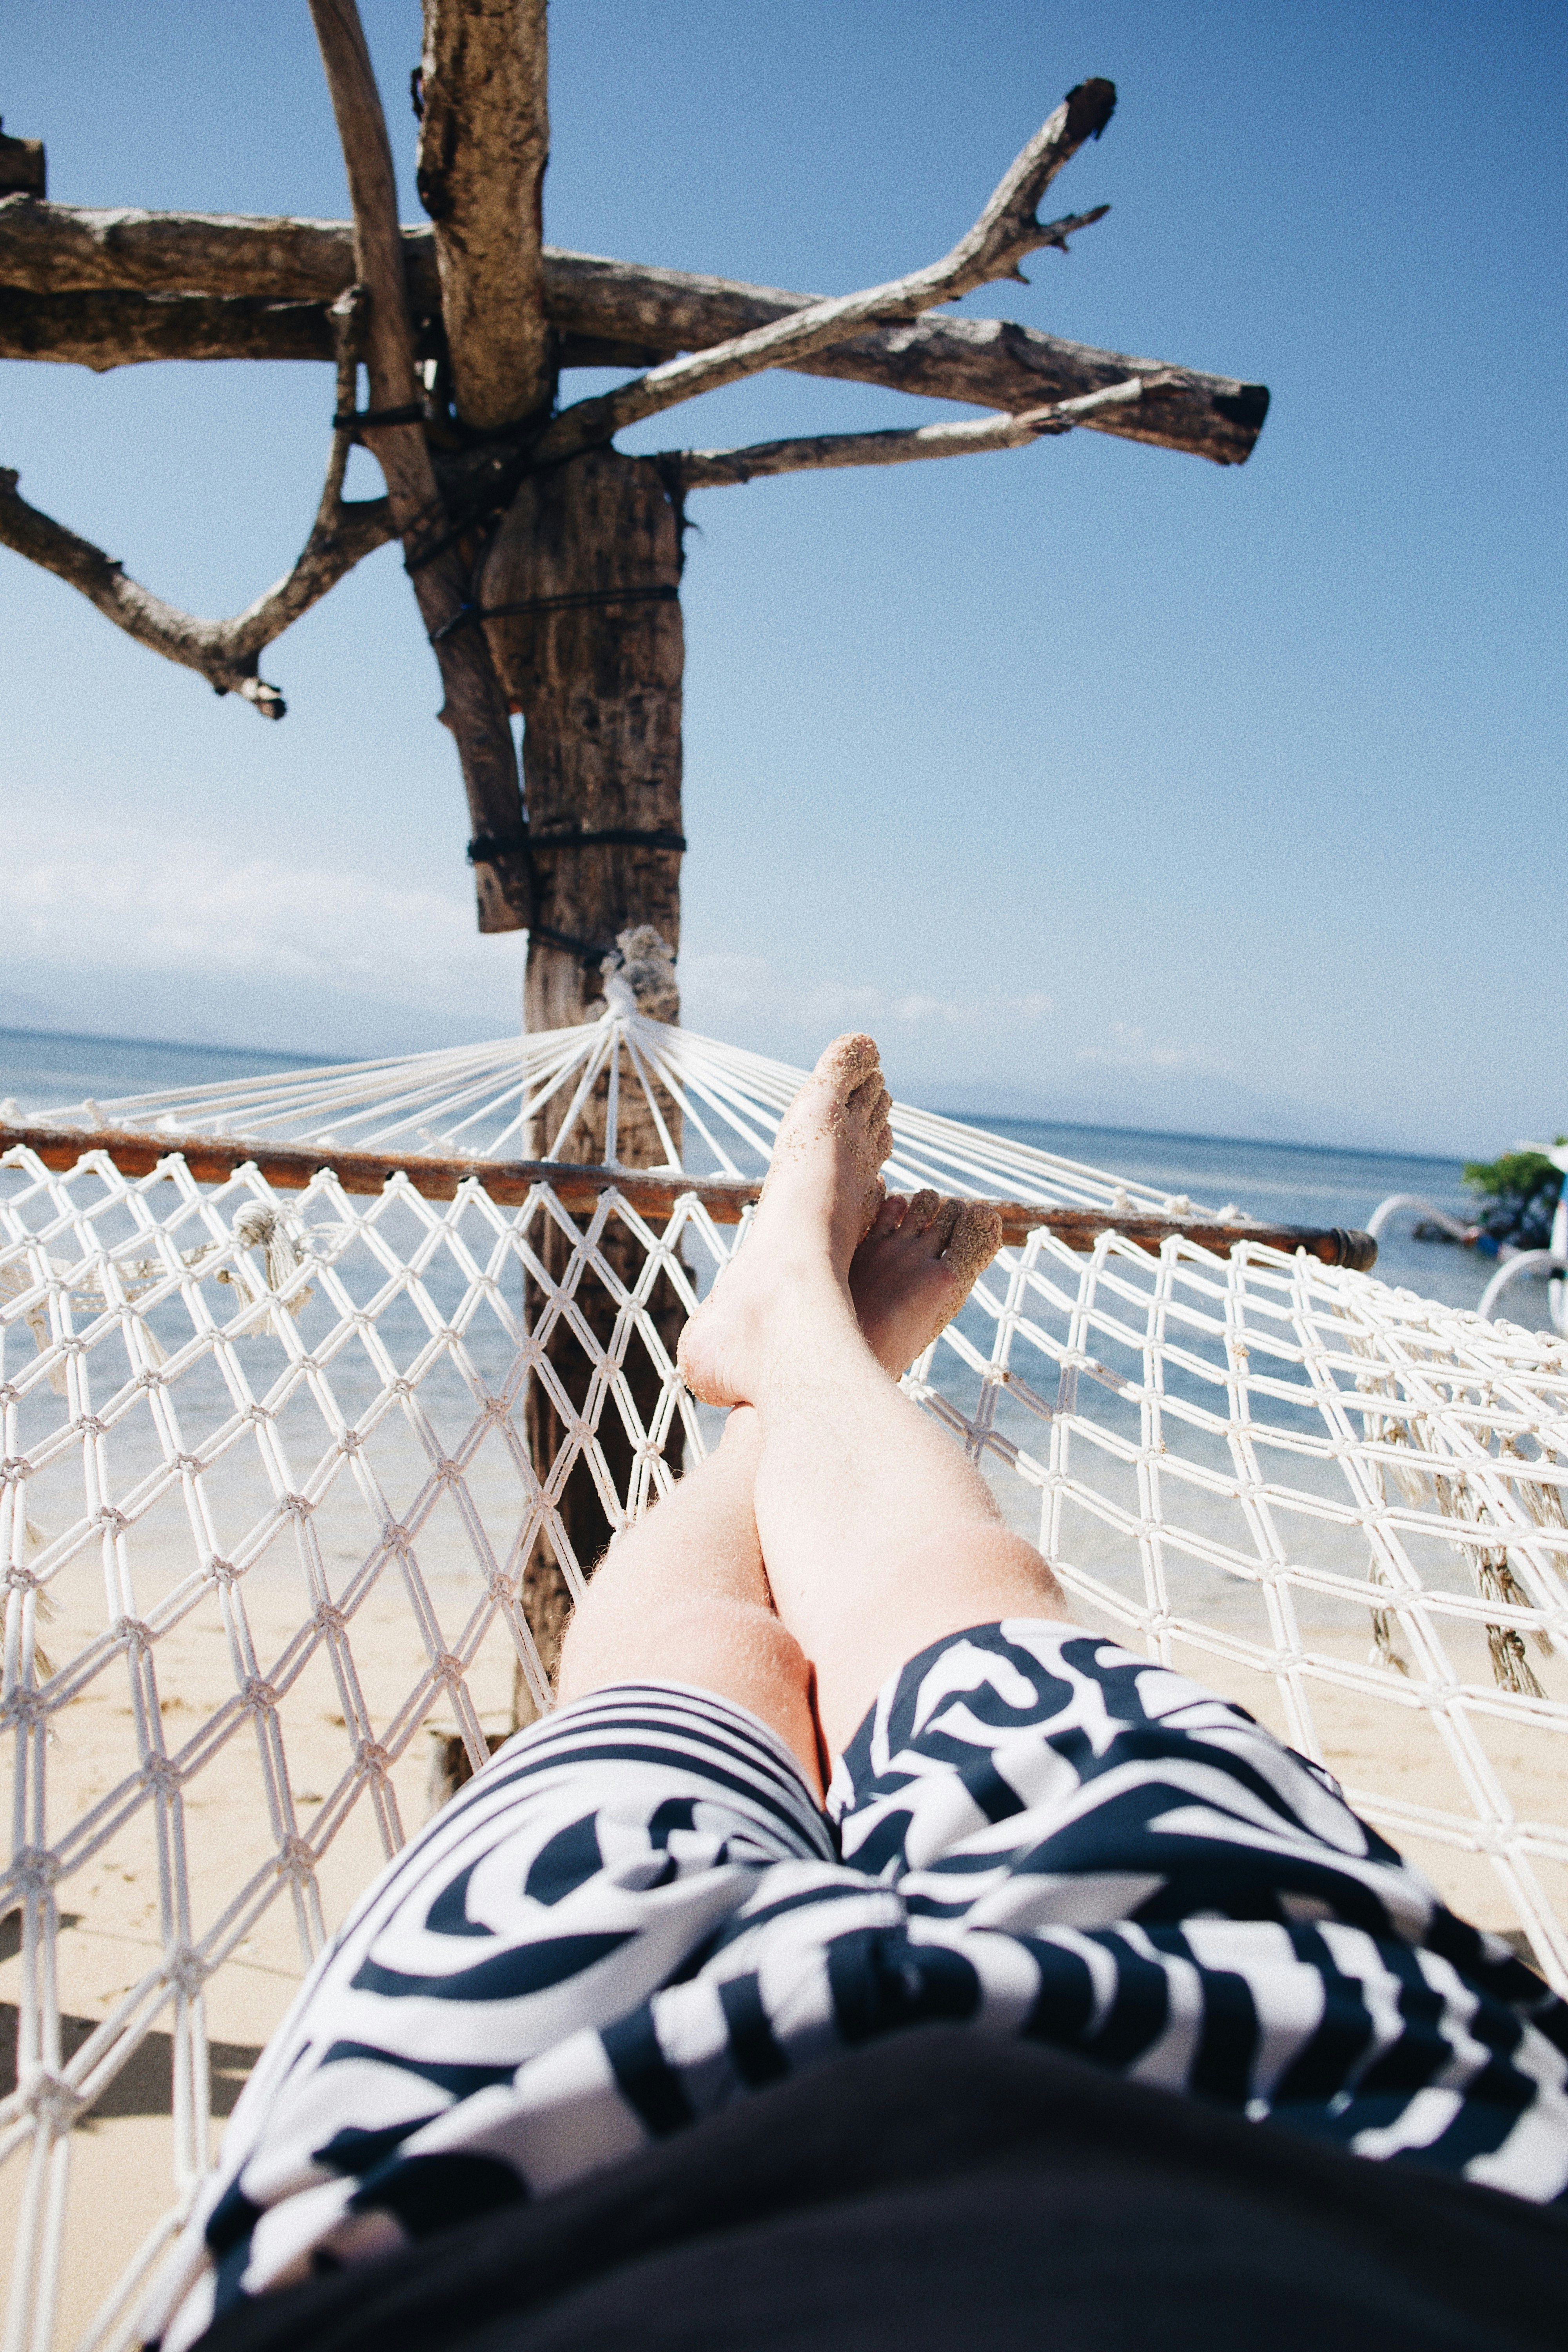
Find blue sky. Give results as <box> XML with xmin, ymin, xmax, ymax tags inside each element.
<box><xmin>2</xmin><ymin>1</ymin><xmax>1564</xmax><ymax>1153</ymax></box>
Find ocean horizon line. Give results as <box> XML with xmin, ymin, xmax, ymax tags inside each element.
<box><xmin>0</xmin><ymin>1020</ymin><xmax>338</xmax><ymax>1069</ymax></box>
<box><xmin>950</xmin><ymin>1106</ymin><xmax>1462</xmax><ymax>1174</ymax></box>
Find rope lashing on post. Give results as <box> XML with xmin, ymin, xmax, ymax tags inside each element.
<box><xmin>466</xmin><ymin>827</ymin><xmax>688</xmax><ymax>861</ymax></box>
<box><xmin>331</xmin><ymin>401</ymin><xmax>430</xmax><ymax>439</ymax></box>
<box><xmin>432</xmin><ymin>583</ymin><xmax>681</xmax><ymax>644</ymax></box>
<box><xmin>466</xmin><ymin>822</ymin><xmax>687</xmax><ymax>965</ymax></box>
<box><xmin>527</xmin><ymin>927</ymin><xmax>616</xmax><ymax>964</ymax></box>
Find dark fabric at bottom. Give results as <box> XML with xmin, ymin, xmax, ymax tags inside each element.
<box><xmin>191</xmin><ymin>2029</ymin><xmax>1568</xmax><ymax>2352</ymax></box>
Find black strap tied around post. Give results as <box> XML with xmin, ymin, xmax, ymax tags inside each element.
<box><xmin>528</xmin><ymin>924</ymin><xmax>617</xmax><ymax>964</ymax></box>
<box><xmin>467</xmin><ymin>826</ymin><xmax>686</xmax><ymax>864</ymax></box>
<box><xmin>332</xmin><ymin>403</ymin><xmax>429</xmax><ymax>437</ymax></box>
<box><xmin>534</xmin><ymin>825</ymin><xmax>688</xmax><ymax>853</ymax></box>
<box><xmin>466</xmin><ymin>824</ymin><xmax>686</xmax><ymax>966</ymax></box>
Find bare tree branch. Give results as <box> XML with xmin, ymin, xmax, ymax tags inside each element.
<box><xmin>417</xmin><ymin>0</ymin><xmax>551</xmax><ymax>429</ymax></box>
<box><xmin>0</xmin><ymin>194</ymin><xmax>409</xmax><ymax>300</ymax></box>
<box><xmin>0</xmin><ymin>199</ymin><xmax>1268</xmax><ymax>465</ymax></box>
<box><xmin>307</xmin><ymin>0</ymin><xmax>529</xmax><ymax>934</ymax></box>
<box><xmin>666</xmin><ymin>376</ymin><xmax>1154</xmax><ymax>488</ymax></box>
<box><xmin>532</xmin><ymin>81</ymin><xmax>1117</xmax><ymax>463</ymax></box>
<box><xmin>541</xmin><ymin>256</ymin><xmax>1269</xmax><ymax>466</ymax></box>
<box><xmin>0</xmin><ymin>444</ymin><xmax>394</xmax><ymax>714</ymax></box>
<box><xmin>0</xmin><ymin>286</ymin><xmax>337</xmax><ymax>367</ymax></box>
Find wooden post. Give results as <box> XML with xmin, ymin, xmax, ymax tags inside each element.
<box><xmin>481</xmin><ymin>448</ymin><xmax>685</xmax><ymax>1029</ymax></box>
<box><xmin>480</xmin><ymin>446</ymin><xmax>688</xmax><ymax>1699</ymax></box>
<box><xmin>416</xmin><ymin>0</ymin><xmax>552</xmax><ymax>432</ymax></box>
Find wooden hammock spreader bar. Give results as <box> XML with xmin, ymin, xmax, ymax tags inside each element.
<box><xmin>0</xmin><ymin>1121</ymin><xmax>1377</xmax><ymax>1270</ymax></box>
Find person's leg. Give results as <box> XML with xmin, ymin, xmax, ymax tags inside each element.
<box><xmin>556</xmin><ymin>1185</ymin><xmax>1008</xmax><ymax>1787</ymax></box>
<box><xmin>679</xmin><ymin>1034</ymin><xmax>1068</xmax><ymax>1759</ymax></box>
<box><xmin>556</xmin><ymin>1402</ymin><xmax>824</xmax><ymax>1786</ymax></box>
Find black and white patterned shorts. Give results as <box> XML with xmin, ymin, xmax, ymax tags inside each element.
<box><xmin>145</xmin><ymin>1619</ymin><xmax>1568</xmax><ymax>2349</ymax></box>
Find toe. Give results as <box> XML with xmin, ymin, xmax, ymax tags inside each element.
<box><xmin>819</xmin><ymin>1033</ymin><xmax>880</xmax><ymax>1098</ymax></box>
<box><xmin>869</xmin><ymin>1085</ymin><xmax>893</xmax><ymax>1165</ymax></box>
<box><xmin>928</xmin><ymin>1198</ymin><xmax>962</xmax><ymax>1256</ymax></box>
<box><xmin>902</xmin><ymin>1188</ymin><xmax>942</xmax><ymax>1236</ymax></box>
<box><xmin>845</xmin><ymin>1068</ymin><xmax>891</xmax><ymax>1129</ymax></box>
<box><xmin>865</xmin><ymin>1193</ymin><xmax>907</xmax><ymax>1245</ymax></box>
<box><xmin>943</xmin><ymin>1202</ymin><xmax>1003</xmax><ymax>1285</ymax></box>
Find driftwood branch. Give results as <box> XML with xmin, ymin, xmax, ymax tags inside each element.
<box><xmin>0</xmin><ymin>268</ymin><xmax>392</xmax><ymax>714</ymax></box>
<box><xmin>0</xmin><ymin>198</ymin><xmax>392</xmax><ymax>302</ymax></box>
<box><xmin>0</xmin><ymin>286</ymin><xmax>340</xmax><ymax>366</ymax></box>
<box><xmin>417</xmin><ymin>0</ymin><xmax>551</xmax><ymax>430</ymax></box>
<box><xmin>668</xmin><ymin>376</ymin><xmax>1153</xmax><ymax>489</ymax></box>
<box><xmin>548</xmin><ymin>264</ymin><xmax>1269</xmax><ymax>468</ymax></box>
<box><xmin>532</xmin><ymin>82</ymin><xmax>1117</xmax><ymax>463</ymax></box>
<box><xmin>0</xmin><ymin>430</ymin><xmax>393</xmax><ymax>715</ymax></box>
<box><xmin>308</xmin><ymin>0</ymin><xmax>528</xmax><ymax>933</ymax></box>
<box><xmin>0</xmin><ymin>199</ymin><xmax>1268</xmax><ymax>465</ymax></box>
<box><xmin>0</xmin><ymin>283</ymin><xmax>643</xmax><ymax>374</ymax></box>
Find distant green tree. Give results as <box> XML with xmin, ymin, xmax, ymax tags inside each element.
<box><xmin>1462</xmin><ymin>1140</ymin><xmax>1566</xmax><ymax>1252</ymax></box>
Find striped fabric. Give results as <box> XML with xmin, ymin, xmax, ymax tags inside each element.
<box><xmin>143</xmin><ymin>1622</ymin><xmax>1568</xmax><ymax>2351</ymax></box>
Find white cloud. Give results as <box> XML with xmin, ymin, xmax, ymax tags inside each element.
<box><xmin>2</xmin><ymin>835</ymin><xmax>1053</xmax><ymax>1073</ymax></box>
<box><xmin>2</xmin><ymin>838</ymin><xmax>520</xmax><ymax>1025</ymax></box>
<box><xmin>680</xmin><ymin>950</ymin><xmax>1053</xmax><ymax>1036</ymax></box>
<box><xmin>1073</xmin><ymin>1022</ymin><xmax>1220</xmax><ymax>1075</ymax></box>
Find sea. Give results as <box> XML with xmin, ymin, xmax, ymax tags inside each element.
<box><xmin>0</xmin><ymin>1022</ymin><xmax>1555</xmax><ymax>1331</ymax></box>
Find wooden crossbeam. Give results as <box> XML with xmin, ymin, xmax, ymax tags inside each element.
<box><xmin>0</xmin><ymin>1121</ymin><xmax>1377</xmax><ymax>1270</ymax></box>
<box><xmin>0</xmin><ymin>206</ymin><xmax>1268</xmax><ymax>466</ymax></box>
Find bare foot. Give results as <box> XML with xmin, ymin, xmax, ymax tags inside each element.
<box><xmin>678</xmin><ymin>1034</ymin><xmax>893</xmax><ymax>1407</ymax></box>
<box><xmin>850</xmin><ymin>1190</ymin><xmax>1003</xmax><ymax>1374</ymax></box>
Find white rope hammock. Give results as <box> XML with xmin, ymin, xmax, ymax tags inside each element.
<box><xmin>3</xmin><ymin>1008</ymin><xmax>1566</xmax><ymax>2351</ymax></box>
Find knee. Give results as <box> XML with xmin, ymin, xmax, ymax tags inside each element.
<box><xmin>901</xmin><ymin>1522</ymin><xmax>1067</xmax><ymax>1617</ymax></box>
<box><xmin>558</xmin><ymin>1593</ymin><xmax>820</xmax><ymax>1786</ymax></box>
<box><xmin>562</xmin><ymin>1588</ymin><xmax>803</xmax><ymax>1704</ymax></box>
<box><xmin>667</xmin><ymin>1595</ymin><xmax>814</xmax><ymax>1717</ymax></box>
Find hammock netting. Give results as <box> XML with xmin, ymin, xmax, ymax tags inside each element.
<box><xmin>3</xmin><ymin>1010</ymin><xmax>1565</xmax><ymax>2350</ymax></box>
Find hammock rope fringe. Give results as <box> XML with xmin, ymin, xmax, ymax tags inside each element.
<box><xmin>2</xmin><ymin>1006</ymin><xmax>1566</xmax><ymax>2351</ymax></box>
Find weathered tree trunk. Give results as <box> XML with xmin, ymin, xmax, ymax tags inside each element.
<box><xmin>481</xmin><ymin>446</ymin><xmax>688</xmax><ymax>1696</ymax></box>
<box><xmin>417</xmin><ymin>0</ymin><xmax>552</xmax><ymax>432</ymax></box>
